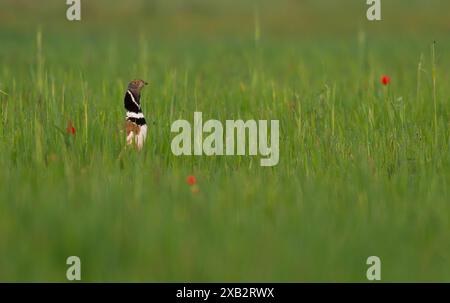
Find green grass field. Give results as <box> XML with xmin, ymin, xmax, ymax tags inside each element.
<box><xmin>0</xmin><ymin>0</ymin><xmax>449</xmax><ymax>282</ymax></box>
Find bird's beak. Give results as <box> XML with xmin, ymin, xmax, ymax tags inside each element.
<box><xmin>144</xmin><ymin>82</ymin><xmax>149</xmax><ymax>85</ymax></box>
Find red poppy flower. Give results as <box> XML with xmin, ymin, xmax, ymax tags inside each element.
<box><xmin>381</xmin><ymin>75</ymin><xmax>391</xmax><ymax>86</ymax></box>
<box><xmin>186</xmin><ymin>175</ymin><xmax>197</xmax><ymax>186</ymax></box>
<box><xmin>66</xmin><ymin>121</ymin><xmax>76</xmax><ymax>135</ymax></box>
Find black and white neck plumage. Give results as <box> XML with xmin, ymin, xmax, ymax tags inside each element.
<box><xmin>124</xmin><ymin>88</ymin><xmax>146</xmax><ymax>126</ymax></box>
<box><xmin>124</xmin><ymin>79</ymin><xmax>148</xmax><ymax>150</ymax></box>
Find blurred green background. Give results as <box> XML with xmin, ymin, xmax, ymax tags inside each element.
<box><xmin>0</xmin><ymin>0</ymin><xmax>449</xmax><ymax>282</ymax></box>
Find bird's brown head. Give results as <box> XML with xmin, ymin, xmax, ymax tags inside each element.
<box><xmin>128</xmin><ymin>79</ymin><xmax>148</xmax><ymax>94</ymax></box>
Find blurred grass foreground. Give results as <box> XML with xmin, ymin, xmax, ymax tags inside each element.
<box><xmin>0</xmin><ymin>0</ymin><xmax>450</xmax><ymax>281</ymax></box>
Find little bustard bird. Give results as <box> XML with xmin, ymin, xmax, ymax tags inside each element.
<box><xmin>124</xmin><ymin>79</ymin><xmax>148</xmax><ymax>150</ymax></box>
